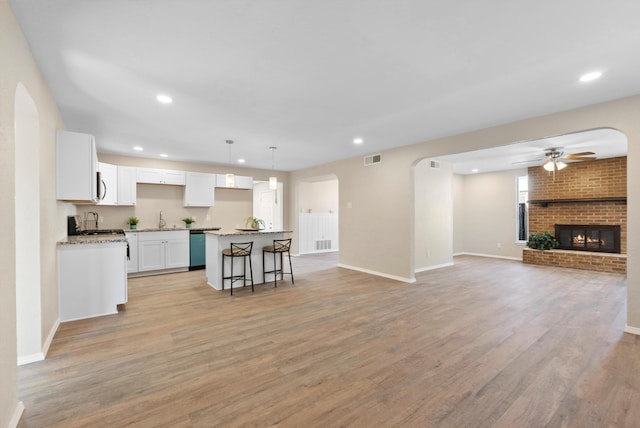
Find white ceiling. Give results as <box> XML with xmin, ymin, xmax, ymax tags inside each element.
<box><xmin>9</xmin><ymin>1</ymin><xmax>640</xmax><ymax>171</ymax></box>
<box><xmin>436</xmin><ymin>128</ymin><xmax>628</xmax><ymax>175</ymax></box>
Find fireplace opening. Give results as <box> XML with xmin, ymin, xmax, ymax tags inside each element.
<box><xmin>555</xmin><ymin>224</ymin><xmax>621</xmax><ymax>253</ymax></box>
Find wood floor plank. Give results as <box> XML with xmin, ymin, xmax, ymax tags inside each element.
<box><xmin>17</xmin><ymin>254</ymin><xmax>635</xmax><ymax>427</ymax></box>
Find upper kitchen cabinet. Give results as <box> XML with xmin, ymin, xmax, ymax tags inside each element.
<box><xmin>215</xmin><ymin>174</ymin><xmax>253</xmax><ymax>190</ymax></box>
<box><xmin>117</xmin><ymin>166</ymin><xmax>137</xmax><ymax>206</ymax></box>
<box><xmin>56</xmin><ymin>130</ymin><xmax>100</xmax><ymax>203</ymax></box>
<box><xmin>184</xmin><ymin>172</ymin><xmax>216</xmax><ymax>207</ymax></box>
<box><xmin>97</xmin><ymin>162</ymin><xmax>118</xmax><ymax>205</ymax></box>
<box><xmin>136</xmin><ymin>167</ymin><xmax>186</xmax><ymax>185</ymax></box>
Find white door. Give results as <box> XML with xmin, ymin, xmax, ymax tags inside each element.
<box><xmin>253</xmin><ymin>182</ymin><xmax>283</xmax><ymax>230</ymax></box>
<box><xmin>138</xmin><ymin>240</ymin><xmax>165</xmax><ymax>271</ymax></box>
<box><xmin>165</xmin><ymin>238</ymin><xmax>190</xmax><ymax>268</ymax></box>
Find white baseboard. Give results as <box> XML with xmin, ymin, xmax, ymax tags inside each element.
<box><xmin>9</xmin><ymin>401</ymin><xmax>24</xmax><ymax>428</ymax></box>
<box><xmin>42</xmin><ymin>318</ymin><xmax>60</xmax><ymax>358</ymax></box>
<box><xmin>455</xmin><ymin>252</ymin><xmax>523</xmax><ymax>262</ymax></box>
<box><xmin>17</xmin><ymin>352</ymin><xmax>44</xmax><ymax>366</ymax></box>
<box><xmin>624</xmin><ymin>325</ymin><xmax>640</xmax><ymax>336</ymax></box>
<box><xmin>17</xmin><ymin>318</ymin><xmax>60</xmax><ymax>365</ymax></box>
<box><xmin>415</xmin><ymin>262</ymin><xmax>454</xmax><ymax>273</ymax></box>
<box><xmin>337</xmin><ymin>263</ymin><xmax>416</xmax><ymax>283</ymax></box>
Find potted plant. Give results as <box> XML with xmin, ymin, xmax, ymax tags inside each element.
<box><xmin>182</xmin><ymin>217</ymin><xmax>196</xmax><ymax>229</ymax></box>
<box><xmin>526</xmin><ymin>231</ymin><xmax>559</xmax><ymax>251</ymax></box>
<box><xmin>127</xmin><ymin>217</ymin><xmax>139</xmax><ymax>230</ymax></box>
<box><xmin>245</xmin><ymin>216</ymin><xmax>265</xmax><ymax>230</ymax></box>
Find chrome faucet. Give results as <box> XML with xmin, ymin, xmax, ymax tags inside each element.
<box><xmin>159</xmin><ymin>211</ymin><xmax>166</xmax><ymax>229</ymax></box>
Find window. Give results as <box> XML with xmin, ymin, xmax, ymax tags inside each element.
<box><xmin>517</xmin><ymin>175</ymin><xmax>528</xmax><ymax>241</ymax></box>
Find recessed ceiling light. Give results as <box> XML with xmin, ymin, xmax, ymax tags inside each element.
<box><xmin>353</xmin><ymin>138</ymin><xmax>363</xmax><ymax>144</ymax></box>
<box><xmin>133</xmin><ymin>146</ymin><xmax>143</xmax><ymax>151</ymax></box>
<box><xmin>471</xmin><ymin>169</ymin><xmax>479</xmax><ymax>173</ymax></box>
<box><xmin>238</xmin><ymin>159</ymin><xmax>246</xmax><ymax>164</ymax></box>
<box><xmin>156</xmin><ymin>94</ymin><xmax>173</xmax><ymax>104</ymax></box>
<box><xmin>579</xmin><ymin>71</ymin><xmax>602</xmax><ymax>83</ymax></box>
<box><xmin>160</xmin><ymin>153</ymin><xmax>168</xmax><ymax>158</ymax></box>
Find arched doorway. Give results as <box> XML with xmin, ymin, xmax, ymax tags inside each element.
<box><xmin>15</xmin><ymin>83</ymin><xmax>43</xmax><ymax>365</ymax></box>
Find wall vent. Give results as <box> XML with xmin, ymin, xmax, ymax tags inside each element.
<box><xmin>364</xmin><ymin>153</ymin><xmax>382</xmax><ymax>166</ymax></box>
<box><xmin>315</xmin><ymin>240</ymin><xmax>332</xmax><ymax>251</ymax></box>
<box><xmin>430</xmin><ymin>160</ymin><xmax>440</xmax><ymax>169</ymax></box>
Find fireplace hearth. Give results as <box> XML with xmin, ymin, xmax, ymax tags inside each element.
<box><xmin>555</xmin><ymin>224</ymin><xmax>621</xmax><ymax>254</ymax></box>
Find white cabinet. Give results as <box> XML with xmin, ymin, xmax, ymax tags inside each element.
<box><xmin>125</xmin><ymin>232</ymin><xmax>138</xmax><ymax>273</ymax></box>
<box><xmin>298</xmin><ymin>213</ymin><xmax>339</xmax><ymax>254</ymax></box>
<box><xmin>215</xmin><ymin>174</ymin><xmax>253</xmax><ymax>189</ymax></box>
<box><xmin>58</xmin><ymin>241</ymin><xmax>127</xmax><ymax>321</ymax></box>
<box><xmin>98</xmin><ymin>162</ymin><xmax>118</xmax><ymax>205</ymax></box>
<box><xmin>56</xmin><ymin>130</ymin><xmax>99</xmax><ymax>203</ymax></box>
<box><xmin>138</xmin><ymin>230</ymin><xmax>189</xmax><ymax>272</ymax></box>
<box><xmin>117</xmin><ymin>166</ymin><xmax>137</xmax><ymax>206</ymax></box>
<box><xmin>136</xmin><ymin>167</ymin><xmax>186</xmax><ymax>185</ymax></box>
<box><xmin>184</xmin><ymin>172</ymin><xmax>216</xmax><ymax>207</ymax></box>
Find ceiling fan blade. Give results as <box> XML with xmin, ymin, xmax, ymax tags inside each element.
<box><xmin>564</xmin><ymin>156</ymin><xmax>597</xmax><ymax>161</ymax></box>
<box><xmin>564</xmin><ymin>152</ymin><xmax>595</xmax><ymax>159</ymax></box>
<box><xmin>512</xmin><ymin>158</ymin><xmax>543</xmax><ymax>165</ymax></box>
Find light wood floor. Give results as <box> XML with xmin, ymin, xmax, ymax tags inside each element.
<box><xmin>17</xmin><ymin>254</ymin><xmax>639</xmax><ymax>427</ymax></box>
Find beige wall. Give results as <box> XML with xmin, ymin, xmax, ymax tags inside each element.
<box><xmin>414</xmin><ymin>159</ymin><xmax>453</xmax><ymax>271</ymax></box>
<box><xmin>452</xmin><ymin>174</ymin><xmax>465</xmax><ymax>254</ymax></box>
<box><xmin>458</xmin><ymin>168</ymin><xmax>528</xmax><ymax>260</ymax></box>
<box><xmin>1</xmin><ymin>0</ymin><xmax>67</xmax><ymax>424</ymax></box>
<box><xmin>298</xmin><ymin>179</ymin><xmax>339</xmax><ymax>214</ymax></box>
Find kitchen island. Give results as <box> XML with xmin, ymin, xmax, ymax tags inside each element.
<box><xmin>205</xmin><ymin>229</ymin><xmax>292</xmax><ymax>291</ymax></box>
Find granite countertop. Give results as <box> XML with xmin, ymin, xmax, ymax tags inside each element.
<box><xmin>125</xmin><ymin>227</ymin><xmax>222</xmax><ymax>232</ymax></box>
<box><xmin>206</xmin><ymin>229</ymin><xmax>293</xmax><ymax>236</ymax></box>
<box><xmin>57</xmin><ymin>235</ymin><xmax>128</xmax><ymax>246</ymax></box>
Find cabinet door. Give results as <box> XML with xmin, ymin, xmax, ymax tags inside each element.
<box><xmin>136</xmin><ymin>168</ymin><xmax>163</xmax><ymax>184</ymax></box>
<box><xmin>117</xmin><ymin>166</ymin><xmax>137</xmax><ymax>206</ymax></box>
<box><xmin>138</xmin><ymin>240</ymin><xmax>165</xmax><ymax>271</ymax></box>
<box><xmin>235</xmin><ymin>175</ymin><xmax>254</xmax><ymax>189</ymax></box>
<box><xmin>163</xmin><ymin>170</ymin><xmax>186</xmax><ymax>185</ymax></box>
<box><xmin>125</xmin><ymin>233</ymin><xmax>139</xmax><ymax>273</ymax></box>
<box><xmin>165</xmin><ymin>237</ymin><xmax>190</xmax><ymax>268</ymax></box>
<box><xmin>98</xmin><ymin>162</ymin><xmax>118</xmax><ymax>205</ymax></box>
<box><xmin>56</xmin><ymin>130</ymin><xmax>99</xmax><ymax>203</ymax></box>
<box><xmin>184</xmin><ymin>172</ymin><xmax>215</xmax><ymax>207</ymax></box>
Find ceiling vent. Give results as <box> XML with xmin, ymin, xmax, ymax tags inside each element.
<box><xmin>364</xmin><ymin>153</ymin><xmax>382</xmax><ymax>166</ymax></box>
<box><xmin>430</xmin><ymin>160</ymin><xmax>440</xmax><ymax>169</ymax></box>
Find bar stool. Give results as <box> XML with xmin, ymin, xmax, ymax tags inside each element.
<box><xmin>262</xmin><ymin>238</ymin><xmax>294</xmax><ymax>288</ymax></box>
<box><xmin>221</xmin><ymin>242</ymin><xmax>254</xmax><ymax>295</ymax></box>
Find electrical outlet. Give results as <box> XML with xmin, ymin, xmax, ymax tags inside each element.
<box><xmin>98</xmin><ymin>216</ymin><xmax>104</xmax><ymax>223</ymax></box>
<box><xmin>427</xmin><ymin>250</ymin><xmax>431</xmax><ymax>257</ymax></box>
<box><xmin>206</xmin><ymin>215</ymin><xmax>210</xmax><ymax>221</ymax></box>
<box><xmin>497</xmin><ymin>243</ymin><xmax>502</xmax><ymax>248</ymax></box>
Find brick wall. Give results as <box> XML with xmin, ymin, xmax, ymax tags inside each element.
<box><xmin>524</xmin><ymin>156</ymin><xmax>627</xmax><ymax>273</ymax></box>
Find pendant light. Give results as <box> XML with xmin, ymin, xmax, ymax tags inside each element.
<box><xmin>225</xmin><ymin>140</ymin><xmax>235</xmax><ymax>188</ymax></box>
<box><xmin>269</xmin><ymin>146</ymin><xmax>278</xmax><ymax>190</ymax></box>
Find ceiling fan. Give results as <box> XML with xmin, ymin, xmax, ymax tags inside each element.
<box><xmin>541</xmin><ymin>148</ymin><xmax>596</xmax><ymax>173</ymax></box>
<box><xmin>513</xmin><ymin>147</ymin><xmax>596</xmax><ymax>179</ymax></box>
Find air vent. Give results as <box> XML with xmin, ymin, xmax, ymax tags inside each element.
<box><xmin>430</xmin><ymin>160</ymin><xmax>440</xmax><ymax>169</ymax></box>
<box><xmin>364</xmin><ymin>153</ymin><xmax>382</xmax><ymax>166</ymax></box>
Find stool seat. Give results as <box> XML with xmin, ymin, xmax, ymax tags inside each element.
<box><xmin>262</xmin><ymin>238</ymin><xmax>294</xmax><ymax>288</ymax></box>
<box><xmin>222</xmin><ymin>241</ymin><xmax>254</xmax><ymax>295</ymax></box>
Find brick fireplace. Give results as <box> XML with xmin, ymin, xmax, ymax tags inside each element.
<box><xmin>522</xmin><ymin>156</ymin><xmax>627</xmax><ymax>274</ymax></box>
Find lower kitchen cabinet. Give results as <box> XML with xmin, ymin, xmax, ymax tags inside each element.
<box><xmin>58</xmin><ymin>241</ymin><xmax>127</xmax><ymax>322</ymax></box>
<box><xmin>137</xmin><ymin>230</ymin><xmax>189</xmax><ymax>273</ymax></box>
<box><xmin>125</xmin><ymin>232</ymin><xmax>138</xmax><ymax>273</ymax></box>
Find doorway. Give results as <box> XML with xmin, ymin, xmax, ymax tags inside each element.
<box><xmin>253</xmin><ymin>181</ymin><xmax>283</xmax><ymax>231</ymax></box>
<box><xmin>15</xmin><ymin>83</ymin><xmax>43</xmax><ymax>364</ymax></box>
<box><xmin>297</xmin><ymin>176</ymin><xmax>339</xmax><ymax>254</ymax></box>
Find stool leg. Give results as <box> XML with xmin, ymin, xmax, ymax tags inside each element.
<box><xmin>273</xmin><ymin>251</ymin><xmax>277</xmax><ymax>288</ymax></box>
<box><xmin>221</xmin><ymin>254</ymin><xmax>225</xmax><ymax>291</ymax></box>
<box><xmin>248</xmin><ymin>255</ymin><xmax>254</xmax><ymax>292</ymax></box>
<box><xmin>279</xmin><ymin>252</ymin><xmax>284</xmax><ymax>280</ymax></box>
<box><xmin>288</xmin><ymin>250</ymin><xmax>294</xmax><ymax>284</ymax></box>
<box><xmin>230</xmin><ymin>254</ymin><xmax>234</xmax><ymax>295</ymax></box>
